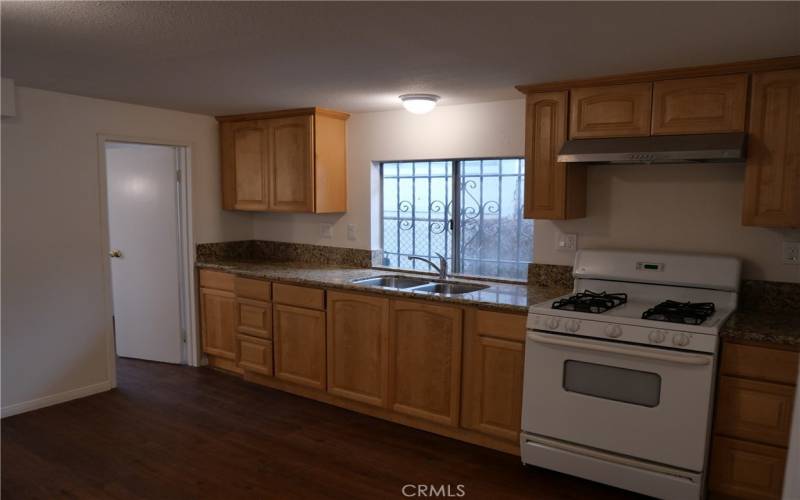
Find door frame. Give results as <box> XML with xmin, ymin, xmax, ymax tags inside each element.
<box><xmin>97</xmin><ymin>134</ymin><xmax>200</xmax><ymax>387</ymax></box>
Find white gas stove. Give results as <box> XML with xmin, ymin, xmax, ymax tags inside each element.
<box><xmin>521</xmin><ymin>250</ymin><xmax>741</xmax><ymax>500</ymax></box>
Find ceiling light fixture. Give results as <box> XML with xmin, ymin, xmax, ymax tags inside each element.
<box><xmin>399</xmin><ymin>94</ymin><xmax>439</xmax><ymax>114</ymax></box>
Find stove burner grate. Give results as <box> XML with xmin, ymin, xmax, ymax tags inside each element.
<box><xmin>641</xmin><ymin>300</ymin><xmax>716</xmax><ymax>325</ymax></box>
<box><xmin>551</xmin><ymin>290</ymin><xmax>628</xmax><ymax>314</ymax></box>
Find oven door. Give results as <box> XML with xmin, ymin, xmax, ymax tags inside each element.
<box><xmin>522</xmin><ymin>330</ymin><xmax>715</xmax><ymax>471</ymax></box>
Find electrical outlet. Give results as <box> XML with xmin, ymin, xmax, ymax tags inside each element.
<box><xmin>320</xmin><ymin>223</ymin><xmax>333</xmax><ymax>239</ymax></box>
<box><xmin>556</xmin><ymin>233</ymin><xmax>577</xmax><ymax>252</ymax></box>
<box><xmin>347</xmin><ymin>224</ymin><xmax>357</xmax><ymax>241</ymax></box>
<box><xmin>783</xmin><ymin>242</ymin><xmax>800</xmax><ymax>265</ymax></box>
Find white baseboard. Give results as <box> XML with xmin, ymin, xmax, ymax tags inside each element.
<box><xmin>1</xmin><ymin>380</ymin><xmax>113</xmax><ymax>418</ymax></box>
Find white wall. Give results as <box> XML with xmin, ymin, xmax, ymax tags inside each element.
<box><xmin>533</xmin><ymin>165</ymin><xmax>800</xmax><ymax>283</ymax></box>
<box><xmin>1</xmin><ymin>87</ymin><xmax>251</xmax><ymax>415</ymax></box>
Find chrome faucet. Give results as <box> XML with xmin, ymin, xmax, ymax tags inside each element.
<box><xmin>408</xmin><ymin>253</ymin><xmax>448</xmax><ymax>279</ymax></box>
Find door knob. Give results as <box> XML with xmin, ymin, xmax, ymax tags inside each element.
<box><xmin>109</xmin><ymin>249</ymin><xmax>123</xmax><ymax>258</ymax></box>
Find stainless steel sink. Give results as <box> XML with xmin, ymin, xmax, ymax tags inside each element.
<box><xmin>351</xmin><ymin>275</ymin><xmax>431</xmax><ymax>289</ymax></box>
<box><xmin>411</xmin><ymin>282</ymin><xmax>489</xmax><ymax>295</ymax></box>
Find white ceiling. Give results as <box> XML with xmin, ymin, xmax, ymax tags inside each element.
<box><xmin>2</xmin><ymin>2</ymin><xmax>799</xmax><ymax>115</ymax></box>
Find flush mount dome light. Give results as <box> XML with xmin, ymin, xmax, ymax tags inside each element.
<box><xmin>399</xmin><ymin>94</ymin><xmax>439</xmax><ymax>114</ymax></box>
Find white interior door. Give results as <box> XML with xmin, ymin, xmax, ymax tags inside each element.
<box><xmin>106</xmin><ymin>142</ymin><xmax>184</xmax><ymax>364</ymax></box>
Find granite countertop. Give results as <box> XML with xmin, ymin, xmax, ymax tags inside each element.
<box><xmin>721</xmin><ymin>310</ymin><xmax>800</xmax><ymax>348</ymax></box>
<box><xmin>196</xmin><ymin>259</ymin><xmax>570</xmax><ymax>313</ymax></box>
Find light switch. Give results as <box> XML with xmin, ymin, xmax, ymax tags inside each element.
<box><xmin>320</xmin><ymin>223</ymin><xmax>333</xmax><ymax>239</ymax></box>
<box><xmin>556</xmin><ymin>233</ymin><xmax>577</xmax><ymax>252</ymax></box>
<box><xmin>347</xmin><ymin>224</ymin><xmax>357</xmax><ymax>241</ymax></box>
<box><xmin>783</xmin><ymin>242</ymin><xmax>800</xmax><ymax>265</ymax></box>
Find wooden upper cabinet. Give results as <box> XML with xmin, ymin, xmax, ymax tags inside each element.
<box><xmin>524</xmin><ymin>91</ymin><xmax>586</xmax><ymax>220</ymax></box>
<box><xmin>230</xmin><ymin>121</ymin><xmax>269</xmax><ymax>210</ymax></box>
<box><xmin>327</xmin><ymin>291</ymin><xmax>390</xmax><ymax>407</ymax></box>
<box><xmin>569</xmin><ymin>83</ymin><xmax>652</xmax><ymax>138</ymax></box>
<box><xmin>219</xmin><ymin>108</ymin><xmax>349</xmax><ymax>213</ymax></box>
<box><xmin>743</xmin><ymin>69</ymin><xmax>800</xmax><ymax>228</ymax></box>
<box><xmin>461</xmin><ymin>310</ymin><xmax>526</xmax><ymax>442</ymax></box>
<box><xmin>267</xmin><ymin>115</ymin><xmax>314</xmax><ymax>212</ymax></box>
<box><xmin>652</xmin><ymin>74</ymin><xmax>748</xmax><ymax>135</ymax></box>
<box><xmin>388</xmin><ymin>300</ymin><xmax>463</xmax><ymax>427</ymax></box>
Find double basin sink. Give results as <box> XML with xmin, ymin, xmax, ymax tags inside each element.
<box><xmin>351</xmin><ymin>275</ymin><xmax>489</xmax><ymax>296</ymax></box>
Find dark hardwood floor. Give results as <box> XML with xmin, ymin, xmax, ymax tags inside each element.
<box><xmin>2</xmin><ymin>358</ymin><xmax>644</xmax><ymax>499</ymax></box>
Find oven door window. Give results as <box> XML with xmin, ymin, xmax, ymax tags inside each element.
<box><xmin>563</xmin><ymin>360</ymin><xmax>661</xmax><ymax>407</ymax></box>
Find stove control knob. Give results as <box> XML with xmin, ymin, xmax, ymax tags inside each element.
<box><xmin>649</xmin><ymin>330</ymin><xmax>666</xmax><ymax>344</ymax></box>
<box><xmin>672</xmin><ymin>332</ymin><xmax>691</xmax><ymax>347</ymax></box>
<box><xmin>546</xmin><ymin>317</ymin><xmax>561</xmax><ymax>330</ymax></box>
<box><xmin>604</xmin><ymin>324</ymin><xmax>622</xmax><ymax>338</ymax></box>
<box><xmin>566</xmin><ymin>319</ymin><xmax>581</xmax><ymax>333</ymax></box>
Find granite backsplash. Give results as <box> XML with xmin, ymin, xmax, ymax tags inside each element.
<box><xmin>196</xmin><ymin>240</ymin><xmax>380</xmax><ymax>268</ymax></box>
<box><xmin>738</xmin><ymin>279</ymin><xmax>800</xmax><ymax>314</ymax></box>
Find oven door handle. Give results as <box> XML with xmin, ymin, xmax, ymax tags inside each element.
<box><xmin>527</xmin><ymin>332</ymin><xmax>711</xmax><ymax>366</ymax></box>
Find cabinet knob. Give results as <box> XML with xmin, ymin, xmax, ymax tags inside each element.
<box><xmin>109</xmin><ymin>249</ymin><xmax>123</xmax><ymax>258</ymax></box>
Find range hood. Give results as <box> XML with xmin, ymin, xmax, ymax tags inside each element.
<box><xmin>557</xmin><ymin>132</ymin><xmax>747</xmax><ymax>165</ymax></box>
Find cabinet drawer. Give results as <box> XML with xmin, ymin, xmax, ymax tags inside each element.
<box><xmin>709</xmin><ymin>436</ymin><xmax>787</xmax><ymax>500</ymax></box>
<box><xmin>721</xmin><ymin>343</ymin><xmax>799</xmax><ymax>385</ymax></box>
<box><xmin>234</xmin><ymin>277</ymin><xmax>271</xmax><ymax>301</ymax></box>
<box><xmin>569</xmin><ymin>83</ymin><xmax>653</xmax><ymax>138</ymax></box>
<box><xmin>198</xmin><ymin>269</ymin><xmax>235</xmax><ymax>291</ymax></box>
<box><xmin>236</xmin><ymin>298</ymin><xmax>272</xmax><ymax>339</ymax></box>
<box><xmin>475</xmin><ymin>309</ymin><xmax>526</xmax><ymax>342</ymax></box>
<box><xmin>715</xmin><ymin>376</ymin><xmax>795</xmax><ymax>447</ymax></box>
<box><xmin>273</xmin><ymin>283</ymin><xmax>325</xmax><ymax>309</ymax></box>
<box><xmin>236</xmin><ymin>335</ymin><xmax>273</xmax><ymax>376</ymax></box>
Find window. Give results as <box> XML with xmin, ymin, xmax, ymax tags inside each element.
<box><xmin>381</xmin><ymin>158</ymin><xmax>532</xmax><ymax>280</ymax></box>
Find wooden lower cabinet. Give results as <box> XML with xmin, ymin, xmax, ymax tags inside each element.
<box><xmin>709</xmin><ymin>341</ymin><xmax>799</xmax><ymax>499</ymax></box>
<box><xmin>237</xmin><ymin>335</ymin><xmax>273</xmax><ymax>376</ymax></box>
<box><xmin>326</xmin><ymin>291</ymin><xmax>390</xmax><ymax>407</ymax></box>
<box><xmin>199</xmin><ymin>271</ymin><xmax>530</xmax><ymax>455</ymax></box>
<box><xmin>273</xmin><ymin>303</ymin><xmax>326</xmax><ymax>390</ymax></box>
<box><xmin>200</xmin><ymin>287</ymin><xmax>237</xmax><ymax>360</ymax></box>
<box><xmin>236</xmin><ymin>298</ymin><xmax>272</xmax><ymax>339</ymax></box>
<box><xmin>709</xmin><ymin>436</ymin><xmax>788</xmax><ymax>500</ymax></box>
<box><xmin>714</xmin><ymin>376</ymin><xmax>795</xmax><ymax>447</ymax></box>
<box><xmin>461</xmin><ymin>310</ymin><xmax>526</xmax><ymax>443</ymax></box>
<box><xmin>388</xmin><ymin>300</ymin><xmax>463</xmax><ymax>427</ymax></box>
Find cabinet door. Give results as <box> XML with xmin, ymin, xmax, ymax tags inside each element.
<box><xmin>714</xmin><ymin>376</ymin><xmax>795</xmax><ymax>447</ymax></box>
<box><xmin>524</xmin><ymin>91</ymin><xmax>586</xmax><ymax>220</ymax></box>
<box><xmin>221</xmin><ymin>120</ymin><xmax>269</xmax><ymax>211</ymax></box>
<box><xmin>200</xmin><ymin>288</ymin><xmax>237</xmax><ymax>359</ymax></box>
<box><xmin>743</xmin><ymin>69</ymin><xmax>800</xmax><ymax>227</ymax></box>
<box><xmin>709</xmin><ymin>436</ymin><xmax>787</xmax><ymax>500</ymax></box>
<box><xmin>327</xmin><ymin>291</ymin><xmax>390</xmax><ymax>407</ymax></box>
<box><xmin>267</xmin><ymin>115</ymin><xmax>315</xmax><ymax>212</ymax></box>
<box><xmin>388</xmin><ymin>300</ymin><xmax>462</xmax><ymax>427</ymax></box>
<box><xmin>569</xmin><ymin>83</ymin><xmax>652</xmax><ymax>138</ymax></box>
<box><xmin>461</xmin><ymin>310</ymin><xmax>525</xmax><ymax>442</ymax></box>
<box><xmin>652</xmin><ymin>74</ymin><xmax>748</xmax><ymax>135</ymax></box>
<box><xmin>273</xmin><ymin>303</ymin><xmax>326</xmax><ymax>389</ymax></box>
